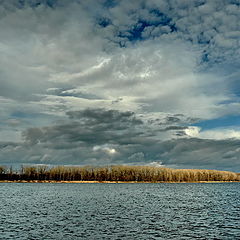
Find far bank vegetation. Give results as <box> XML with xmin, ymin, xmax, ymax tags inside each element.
<box><xmin>0</xmin><ymin>165</ymin><xmax>239</xmax><ymax>182</ymax></box>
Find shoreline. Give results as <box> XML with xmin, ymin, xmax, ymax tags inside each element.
<box><xmin>0</xmin><ymin>180</ymin><xmax>239</xmax><ymax>183</ymax></box>
<box><xmin>1</xmin><ymin>166</ymin><xmax>239</xmax><ymax>183</ymax></box>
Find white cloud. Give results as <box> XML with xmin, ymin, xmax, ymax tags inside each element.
<box><xmin>0</xmin><ymin>1</ymin><xmax>237</xmax><ymax>123</ymax></box>
<box><xmin>184</xmin><ymin>126</ymin><xmax>240</xmax><ymax>140</ymax></box>
<box><xmin>147</xmin><ymin>161</ymin><xmax>165</xmax><ymax>167</ymax></box>
<box><xmin>185</xmin><ymin>127</ymin><xmax>200</xmax><ymax>138</ymax></box>
<box><xmin>93</xmin><ymin>145</ymin><xmax>117</xmax><ymax>155</ymax></box>
<box><xmin>199</xmin><ymin>128</ymin><xmax>240</xmax><ymax>140</ymax></box>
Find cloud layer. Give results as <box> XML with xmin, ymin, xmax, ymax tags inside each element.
<box><xmin>0</xmin><ymin>0</ymin><xmax>240</xmax><ymax>171</ymax></box>
<box><xmin>0</xmin><ymin>108</ymin><xmax>239</xmax><ymax>171</ymax></box>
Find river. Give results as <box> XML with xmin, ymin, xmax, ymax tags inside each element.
<box><xmin>0</xmin><ymin>182</ymin><xmax>239</xmax><ymax>239</ymax></box>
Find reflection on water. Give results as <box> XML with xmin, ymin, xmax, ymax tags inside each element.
<box><xmin>0</xmin><ymin>183</ymin><xmax>239</xmax><ymax>239</ymax></box>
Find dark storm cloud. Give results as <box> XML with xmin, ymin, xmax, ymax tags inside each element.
<box><xmin>22</xmin><ymin>108</ymin><xmax>145</xmax><ymax>147</ymax></box>
<box><xmin>66</xmin><ymin>108</ymin><xmax>143</xmax><ymax>125</ymax></box>
<box><xmin>22</xmin><ymin>108</ymin><xmax>202</xmax><ymax>150</ymax></box>
<box><xmin>164</xmin><ymin>116</ymin><xmax>181</xmax><ymax>123</ymax></box>
<box><xmin>163</xmin><ymin>126</ymin><xmax>187</xmax><ymax>131</ymax></box>
<box><xmin>0</xmin><ymin>141</ymin><xmax>19</xmax><ymax>149</ymax></box>
<box><xmin>0</xmin><ymin>108</ymin><xmax>240</xmax><ymax>171</ymax></box>
<box><xmin>11</xmin><ymin>108</ymin><xmax>237</xmax><ymax>171</ymax></box>
<box><xmin>158</xmin><ymin>138</ymin><xmax>240</xmax><ymax>171</ymax></box>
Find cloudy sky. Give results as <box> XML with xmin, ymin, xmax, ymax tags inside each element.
<box><xmin>0</xmin><ymin>0</ymin><xmax>240</xmax><ymax>171</ymax></box>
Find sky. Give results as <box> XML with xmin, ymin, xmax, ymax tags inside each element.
<box><xmin>0</xmin><ymin>0</ymin><xmax>240</xmax><ymax>171</ymax></box>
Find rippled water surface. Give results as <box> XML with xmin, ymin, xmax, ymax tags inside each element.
<box><xmin>0</xmin><ymin>183</ymin><xmax>239</xmax><ymax>239</ymax></box>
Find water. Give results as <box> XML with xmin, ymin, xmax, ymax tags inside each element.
<box><xmin>0</xmin><ymin>183</ymin><xmax>239</xmax><ymax>240</ymax></box>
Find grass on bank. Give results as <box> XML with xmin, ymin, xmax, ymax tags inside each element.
<box><xmin>0</xmin><ymin>165</ymin><xmax>239</xmax><ymax>182</ymax></box>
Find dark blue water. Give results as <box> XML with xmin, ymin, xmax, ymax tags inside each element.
<box><xmin>0</xmin><ymin>183</ymin><xmax>239</xmax><ymax>239</ymax></box>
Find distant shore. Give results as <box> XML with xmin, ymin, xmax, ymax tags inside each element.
<box><xmin>1</xmin><ymin>165</ymin><xmax>239</xmax><ymax>182</ymax></box>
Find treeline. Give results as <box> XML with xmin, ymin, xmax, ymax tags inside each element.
<box><xmin>0</xmin><ymin>165</ymin><xmax>240</xmax><ymax>182</ymax></box>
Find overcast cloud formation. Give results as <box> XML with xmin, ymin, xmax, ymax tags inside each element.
<box><xmin>0</xmin><ymin>0</ymin><xmax>240</xmax><ymax>171</ymax></box>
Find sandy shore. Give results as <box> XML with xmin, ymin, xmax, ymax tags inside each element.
<box><xmin>0</xmin><ymin>180</ymin><xmax>239</xmax><ymax>183</ymax></box>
